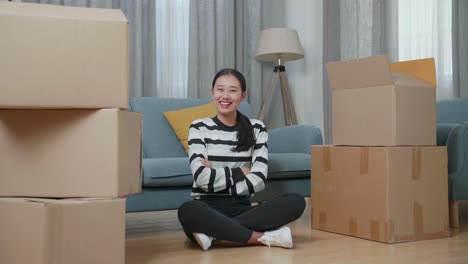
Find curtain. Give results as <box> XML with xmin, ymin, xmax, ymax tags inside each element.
<box><xmin>11</xmin><ymin>0</ymin><xmax>156</xmax><ymax>98</ymax></box>
<box><xmin>398</xmin><ymin>0</ymin><xmax>453</xmax><ymax>100</ymax></box>
<box><xmin>452</xmin><ymin>0</ymin><xmax>468</xmax><ymax>98</ymax></box>
<box><xmin>322</xmin><ymin>0</ymin><xmax>340</xmax><ymax>145</ymax></box>
<box><xmin>339</xmin><ymin>0</ymin><xmax>388</xmax><ymax>60</ymax></box>
<box><xmin>322</xmin><ymin>0</ymin><xmax>390</xmax><ymax>144</ymax></box>
<box><xmin>187</xmin><ymin>0</ymin><xmax>285</xmax><ymax>117</ymax></box>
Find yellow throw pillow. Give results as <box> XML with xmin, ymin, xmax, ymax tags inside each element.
<box><xmin>163</xmin><ymin>102</ymin><xmax>217</xmax><ymax>153</ymax></box>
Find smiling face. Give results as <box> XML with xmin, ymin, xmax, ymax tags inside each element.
<box><xmin>211</xmin><ymin>74</ymin><xmax>246</xmax><ymax>122</ymax></box>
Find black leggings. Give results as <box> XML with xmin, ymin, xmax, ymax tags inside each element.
<box><xmin>177</xmin><ymin>193</ymin><xmax>306</xmax><ymax>243</ymax></box>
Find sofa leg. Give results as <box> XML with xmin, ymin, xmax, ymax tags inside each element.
<box><xmin>449</xmin><ymin>200</ymin><xmax>460</xmax><ymax>228</ymax></box>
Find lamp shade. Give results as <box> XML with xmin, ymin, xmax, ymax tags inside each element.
<box><xmin>255</xmin><ymin>28</ymin><xmax>304</xmax><ymax>62</ymax></box>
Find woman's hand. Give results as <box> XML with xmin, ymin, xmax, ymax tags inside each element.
<box><xmin>202</xmin><ymin>159</ymin><xmax>212</xmax><ymax>168</ymax></box>
<box><xmin>203</xmin><ymin>158</ymin><xmax>250</xmax><ymax>175</ymax></box>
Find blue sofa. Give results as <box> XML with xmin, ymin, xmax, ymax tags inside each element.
<box><xmin>126</xmin><ymin>97</ymin><xmax>323</xmax><ymax>212</ymax></box>
<box><xmin>437</xmin><ymin>98</ymin><xmax>468</xmax><ymax>202</ymax></box>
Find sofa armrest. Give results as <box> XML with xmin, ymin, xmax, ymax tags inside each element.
<box><xmin>437</xmin><ymin>122</ymin><xmax>468</xmax><ymax>200</ymax></box>
<box><xmin>268</xmin><ymin>125</ymin><xmax>323</xmax><ymax>154</ymax></box>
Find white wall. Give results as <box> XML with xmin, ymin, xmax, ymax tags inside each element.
<box><xmin>284</xmin><ymin>0</ymin><xmax>324</xmax><ymax>134</ymax></box>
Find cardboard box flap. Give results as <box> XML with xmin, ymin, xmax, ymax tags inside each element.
<box><xmin>392</xmin><ymin>73</ymin><xmax>434</xmax><ymax>88</ymax></box>
<box><xmin>0</xmin><ymin>2</ymin><xmax>128</xmax><ymax>23</ymax></box>
<box><xmin>326</xmin><ymin>55</ymin><xmax>393</xmax><ymax>90</ymax></box>
<box><xmin>390</xmin><ymin>58</ymin><xmax>436</xmax><ymax>87</ymax></box>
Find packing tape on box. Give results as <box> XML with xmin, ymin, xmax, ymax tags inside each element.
<box><xmin>414</xmin><ymin>202</ymin><xmax>424</xmax><ymax>240</ymax></box>
<box><xmin>360</xmin><ymin>147</ymin><xmax>369</xmax><ymax>175</ymax></box>
<box><xmin>370</xmin><ymin>220</ymin><xmax>380</xmax><ymax>241</ymax></box>
<box><xmin>392</xmin><ymin>202</ymin><xmax>449</xmax><ymax>242</ymax></box>
<box><xmin>139</xmin><ymin>131</ymin><xmax>143</xmax><ymax>179</ymax></box>
<box><xmin>412</xmin><ymin>148</ymin><xmax>421</xmax><ymax>180</ymax></box>
<box><xmin>311</xmin><ymin>207</ymin><xmax>314</xmax><ymax>225</ymax></box>
<box><xmin>323</xmin><ymin>147</ymin><xmax>331</xmax><ymax>172</ymax></box>
<box><xmin>323</xmin><ymin>147</ymin><xmax>332</xmax><ymax>172</ymax></box>
<box><xmin>47</xmin><ymin>204</ymin><xmax>61</xmax><ymax>263</ymax></box>
<box><xmin>391</xmin><ymin>203</ymin><xmax>424</xmax><ymax>241</ymax></box>
<box><xmin>384</xmin><ymin>221</ymin><xmax>393</xmax><ymax>242</ymax></box>
<box><xmin>319</xmin><ymin>211</ymin><xmax>327</xmax><ymax>229</ymax></box>
<box><xmin>349</xmin><ymin>217</ymin><xmax>358</xmax><ymax>236</ymax></box>
<box><xmin>422</xmin><ymin>230</ymin><xmax>451</xmax><ymax>240</ymax></box>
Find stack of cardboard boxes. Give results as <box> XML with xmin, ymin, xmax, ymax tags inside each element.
<box><xmin>311</xmin><ymin>55</ymin><xmax>450</xmax><ymax>243</ymax></box>
<box><xmin>0</xmin><ymin>3</ymin><xmax>142</xmax><ymax>263</ymax></box>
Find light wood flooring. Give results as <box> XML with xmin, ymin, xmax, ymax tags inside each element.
<box><xmin>125</xmin><ymin>199</ymin><xmax>468</xmax><ymax>264</ymax></box>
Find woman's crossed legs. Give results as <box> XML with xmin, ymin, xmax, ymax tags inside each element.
<box><xmin>177</xmin><ymin>193</ymin><xmax>306</xmax><ymax>249</ymax></box>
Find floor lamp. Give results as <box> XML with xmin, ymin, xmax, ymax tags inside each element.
<box><xmin>255</xmin><ymin>28</ymin><xmax>304</xmax><ymax>126</ymax></box>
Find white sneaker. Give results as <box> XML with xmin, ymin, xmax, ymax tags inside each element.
<box><xmin>193</xmin><ymin>232</ymin><xmax>214</xmax><ymax>251</ymax></box>
<box><xmin>258</xmin><ymin>226</ymin><xmax>293</xmax><ymax>249</ymax></box>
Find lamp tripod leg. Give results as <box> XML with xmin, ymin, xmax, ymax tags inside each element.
<box><xmin>279</xmin><ymin>70</ymin><xmax>298</xmax><ymax>125</ymax></box>
<box><xmin>258</xmin><ymin>68</ymin><xmax>279</xmax><ymax>124</ymax></box>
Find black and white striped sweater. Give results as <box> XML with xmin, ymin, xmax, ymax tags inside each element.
<box><xmin>188</xmin><ymin>116</ymin><xmax>268</xmax><ymax>197</ymax></box>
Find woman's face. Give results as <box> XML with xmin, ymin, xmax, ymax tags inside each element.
<box><xmin>211</xmin><ymin>74</ymin><xmax>246</xmax><ymax>117</ymax></box>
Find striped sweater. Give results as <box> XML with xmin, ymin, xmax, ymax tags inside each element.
<box><xmin>188</xmin><ymin>116</ymin><xmax>268</xmax><ymax>197</ymax></box>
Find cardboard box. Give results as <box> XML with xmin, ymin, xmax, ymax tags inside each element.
<box><xmin>0</xmin><ymin>109</ymin><xmax>142</xmax><ymax>197</ymax></box>
<box><xmin>327</xmin><ymin>55</ymin><xmax>437</xmax><ymax>146</ymax></box>
<box><xmin>311</xmin><ymin>145</ymin><xmax>449</xmax><ymax>243</ymax></box>
<box><xmin>0</xmin><ymin>198</ymin><xmax>125</xmax><ymax>264</ymax></box>
<box><xmin>0</xmin><ymin>2</ymin><xmax>129</xmax><ymax>108</ymax></box>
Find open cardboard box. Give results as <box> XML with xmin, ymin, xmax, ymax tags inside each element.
<box><xmin>327</xmin><ymin>55</ymin><xmax>437</xmax><ymax>146</ymax></box>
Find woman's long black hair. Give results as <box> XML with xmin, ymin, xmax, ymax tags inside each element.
<box><xmin>212</xmin><ymin>68</ymin><xmax>256</xmax><ymax>152</ymax></box>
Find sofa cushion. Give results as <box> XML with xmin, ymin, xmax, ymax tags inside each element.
<box><xmin>269</xmin><ymin>125</ymin><xmax>323</xmax><ymax>153</ymax></box>
<box><xmin>142</xmin><ymin>158</ymin><xmax>193</xmax><ymax>187</ymax></box>
<box><xmin>163</xmin><ymin>102</ymin><xmax>217</xmax><ymax>153</ymax></box>
<box><xmin>268</xmin><ymin>153</ymin><xmax>311</xmax><ymax>179</ymax></box>
<box><xmin>142</xmin><ymin>153</ymin><xmax>311</xmax><ymax>187</ymax></box>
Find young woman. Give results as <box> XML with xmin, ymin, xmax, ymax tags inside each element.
<box><xmin>177</xmin><ymin>68</ymin><xmax>305</xmax><ymax>251</ymax></box>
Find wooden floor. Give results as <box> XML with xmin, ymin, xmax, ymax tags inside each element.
<box><xmin>125</xmin><ymin>199</ymin><xmax>468</xmax><ymax>264</ymax></box>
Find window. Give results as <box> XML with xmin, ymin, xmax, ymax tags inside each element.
<box><xmin>155</xmin><ymin>0</ymin><xmax>190</xmax><ymax>98</ymax></box>
<box><xmin>398</xmin><ymin>0</ymin><xmax>452</xmax><ymax>99</ymax></box>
